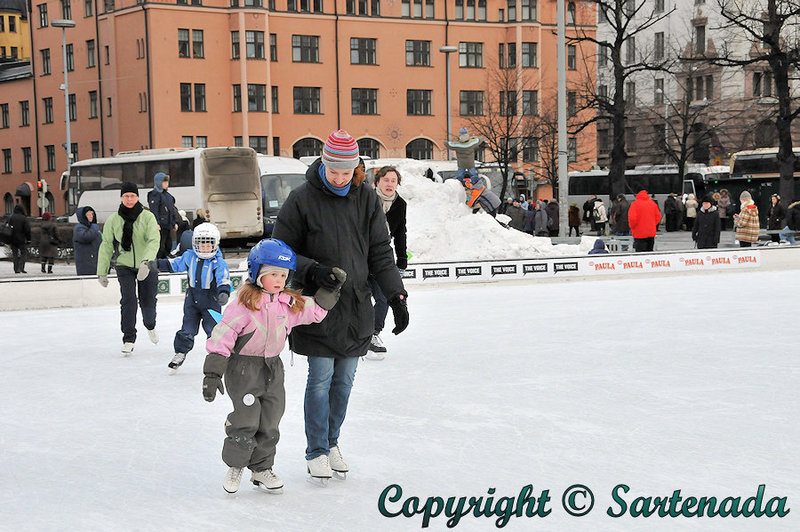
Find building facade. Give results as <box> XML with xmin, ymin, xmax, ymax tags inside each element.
<box><xmin>0</xmin><ymin>0</ymin><xmax>29</xmax><ymax>61</ymax></box>
<box><xmin>1</xmin><ymin>0</ymin><xmax>596</xmax><ymax>217</ymax></box>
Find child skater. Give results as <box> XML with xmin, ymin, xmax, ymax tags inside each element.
<box><xmin>148</xmin><ymin>223</ymin><xmax>231</xmax><ymax>373</ymax></box>
<box><xmin>202</xmin><ymin>238</ymin><xmax>346</xmax><ymax>494</ymax></box>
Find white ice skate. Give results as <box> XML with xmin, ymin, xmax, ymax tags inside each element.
<box><xmin>329</xmin><ymin>445</ymin><xmax>349</xmax><ymax>480</ymax></box>
<box><xmin>223</xmin><ymin>466</ymin><xmax>244</xmax><ymax>493</ymax></box>
<box><xmin>168</xmin><ymin>352</ymin><xmax>186</xmax><ymax>374</ymax></box>
<box><xmin>147</xmin><ymin>328</ymin><xmax>159</xmax><ymax>344</ymax></box>
<box><xmin>368</xmin><ymin>333</ymin><xmax>387</xmax><ymax>353</ymax></box>
<box><xmin>251</xmin><ymin>468</ymin><xmax>284</xmax><ymax>494</ymax></box>
<box><xmin>306</xmin><ymin>454</ymin><xmax>332</xmax><ymax>487</ymax></box>
<box><xmin>121</xmin><ymin>342</ymin><xmax>135</xmax><ymax>357</ymax></box>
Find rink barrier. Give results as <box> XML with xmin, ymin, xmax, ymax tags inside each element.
<box><xmin>1</xmin><ymin>246</ymin><xmax>798</xmax><ymax>311</ymax></box>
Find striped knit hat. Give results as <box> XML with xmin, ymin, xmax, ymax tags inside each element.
<box><xmin>322</xmin><ymin>130</ymin><xmax>359</xmax><ymax>170</ymax></box>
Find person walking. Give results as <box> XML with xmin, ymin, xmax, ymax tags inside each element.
<box><xmin>664</xmin><ymin>193</ymin><xmax>680</xmax><ymax>232</ymax></box>
<box><xmin>717</xmin><ymin>189</ymin><xmax>731</xmax><ymax>230</ymax></box>
<box><xmin>73</xmin><ymin>206</ymin><xmax>102</xmax><ymax>275</ymax></box>
<box><xmin>684</xmin><ymin>193</ymin><xmax>698</xmax><ymax>231</ymax></box>
<box><xmin>692</xmin><ymin>195</ymin><xmax>721</xmax><ymax>249</ymax></box>
<box><xmin>38</xmin><ymin>212</ymin><xmax>59</xmax><ymax>274</ymax></box>
<box><xmin>545</xmin><ymin>199</ymin><xmax>559</xmax><ymax>237</ymax></box>
<box><xmin>147</xmin><ymin>172</ymin><xmax>178</xmax><ymax>259</ymax></box>
<box><xmin>8</xmin><ymin>204</ymin><xmax>31</xmax><ymax>274</ymax></box>
<box><xmin>766</xmin><ymin>194</ymin><xmax>786</xmax><ymax>243</ymax></box>
<box><xmin>567</xmin><ymin>203</ymin><xmax>581</xmax><ymax>237</ymax></box>
<box><xmin>627</xmin><ymin>190</ymin><xmax>661</xmax><ymax>252</ymax></box>
<box><xmin>97</xmin><ymin>181</ymin><xmax>162</xmax><ymax>356</ymax></box>
<box><xmin>781</xmin><ymin>199</ymin><xmax>800</xmax><ymax>244</ymax></box>
<box><xmin>583</xmin><ymin>195</ymin><xmax>597</xmax><ymax>234</ymax></box>
<box><xmin>609</xmin><ymin>194</ymin><xmax>630</xmax><ymax>236</ymax></box>
<box><xmin>593</xmin><ymin>198</ymin><xmax>608</xmax><ymax>236</ymax></box>
<box><xmin>733</xmin><ymin>191</ymin><xmax>760</xmax><ymax>247</ymax></box>
<box><xmin>271</xmin><ymin>130</ymin><xmax>408</xmax><ymax>483</ymax></box>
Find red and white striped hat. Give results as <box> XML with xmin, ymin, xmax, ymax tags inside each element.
<box><xmin>322</xmin><ymin>130</ymin><xmax>360</xmax><ymax>170</ymax></box>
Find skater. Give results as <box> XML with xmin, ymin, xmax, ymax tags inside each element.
<box><xmin>97</xmin><ymin>181</ymin><xmax>161</xmax><ymax>356</ymax></box>
<box><xmin>149</xmin><ymin>223</ymin><xmax>231</xmax><ymax>373</ymax></box>
<box><xmin>628</xmin><ymin>190</ymin><xmax>661</xmax><ymax>252</ymax></box>
<box><xmin>444</xmin><ymin>127</ymin><xmax>483</xmax><ymax>189</ymax></box>
<box><xmin>766</xmin><ymin>194</ymin><xmax>786</xmax><ymax>243</ymax></box>
<box><xmin>692</xmin><ymin>195</ymin><xmax>721</xmax><ymax>249</ymax></box>
<box><xmin>72</xmin><ymin>206</ymin><xmax>102</xmax><ymax>276</ymax></box>
<box><xmin>684</xmin><ymin>194</ymin><xmax>698</xmax><ymax>232</ymax></box>
<box><xmin>202</xmin><ymin>239</ymin><xmax>346</xmax><ymax>494</ymax></box>
<box><xmin>733</xmin><ymin>191</ymin><xmax>760</xmax><ymax>247</ymax></box>
<box><xmin>147</xmin><ymin>171</ymin><xmax>178</xmax><ymax>259</ymax></box>
<box><xmin>367</xmin><ymin>166</ymin><xmax>408</xmax><ymax>361</ymax></box>
<box><xmin>271</xmin><ymin>129</ymin><xmax>408</xmax><ymax>483</ymax></box>
<box><xmin>568</xmin><ymin>203</ymin><xmax>581</xmax><ymax>236</ymax></box>
<box><xmin>609</xmin><ymin>194</ymin><xmax>630</xmax><ymax>236</ymax></box>
<box><xmin>593</xmin><ymin>198</ymin><xmax>608</xmax><ymax>236</ymax></box>
<box><xmin>38</xmin><ymin>212</ymin><xmax>59</xmax><ymax>274</ymax></box>
<box><xmin>717</xmin><ymin>189</ymin><xmax>732</xmax><ymax>230</ymax></box>
<box><xmin>8</xmin><ymin>204</ymin><xmax>30</xmax><ymax>274</ymax></box>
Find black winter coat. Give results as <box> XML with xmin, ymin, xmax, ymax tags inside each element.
<box><xmin>147</xmin><ymin>188</ymin><xmax>177</xmax><ymax>229</ymax></box>
<box><xmin>767</xmin><ymin>202</ymin><xmax>787</xmax><ymax>230</ymax></box>
<box><xmin>610</xmin><ymin>199</ymin><xmax>630</xmax><ymax>232</ymax></box>
<box><xmin>272</xmin><ymin>159</ymin><xmax>407</xmax><ymax>358</ymax></box>
<box><xmin>692</xmin><ymin>206</ymin><xmax>721</xmax><ymax>249</ymax></box>
<box><xmin>385</xmin><ymin>195</ymin><xmax>409</xmax><ymax>269</ymax></box>
<box><xmin>8</xmin><ymin>205</ymin><xmax>30</xmax><ymax>247</ymax></box>
<box><xmin>785</xmin><ymin>202</ymin><xmax>800</xmax><ymax>231</ymax></box>
<box><xmin>73</xmin><ymin>206</ymin><xmax>103</xmax><ymax>275</ymax></box>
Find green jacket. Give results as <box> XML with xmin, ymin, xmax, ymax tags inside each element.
<box><xmin>97</xmin><ymin>208</ymin><xmax>160</xmax><ymax>274</ymax></box>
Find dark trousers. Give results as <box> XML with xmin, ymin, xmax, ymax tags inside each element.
<box><xmin>569</xmin><ymin>225</ymin><xmax>580</xmax><ymax>236</ymax></box>
<box><xmin>40</xmin><ymin>256</ymin><xmax>54</xmax><ymax>273</ymax></box>
<box><xmin>369</xmin><ymin>275</ymin><xmax>389</xmax><ymax>333</ymax></box>
<box><xmin>739</xmin><ymin>241</ymin><xmax>752</xmax><ymax>247</ymax></box>
<box><xmin>174</xmin><ymin>287</ymin><xmax>220</xmax><ymax>354</ymax></box>
<box><xmin>11</xmin><ymin>244</ymin><xmax>27</xmax><ymax>273</ymax></box>
<box><xmin>117</xmin><ymin>266</ymin><xmax>158</xmax><ymax>343</ymax></box>
<box><xmin>634</xmin><ymin>237</ymin><xmax>655</xmax><ymax>252</ymax></box>
<box><xmin>157</xmin><ymin>227</ymin><xmax>172</xmax><ymax>259</ymax></box>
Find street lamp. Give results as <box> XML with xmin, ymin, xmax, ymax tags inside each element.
<box><xmin>439</xmin><ymin>45</ymin><xmax>458</xmax><ymax>160</ymax></box>
<box><xmin>52</xmin><ymin>19</ymin><xmax>75</xmax><ymax>192</ymax></box>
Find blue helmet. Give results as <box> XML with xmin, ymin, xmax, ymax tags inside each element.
<box><xmin>247</xmin><ymin>238</ymin><xmax>297</xmax><ymax>284</ymax></box>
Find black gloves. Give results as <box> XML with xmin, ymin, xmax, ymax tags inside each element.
<box><xmin>314</xmin><ymin>268</ymin><xmax>347</xmax><ymax>311</ymax></box>
<box><xmin>202</xmin><ymin>353</ymin><xmax>228</xmax><ymax>402</ymax></box>
<box><xmin>311</xmin><ymin>263</ymin><xmax>341</xmax><ymax>290</ymax></box>
<box><xmin>217</xmin><ymin>291</ymin><xmax>230</xmax><ymax>306</ymax></box>
<box><xmin>147</xmin><ymin>260</ymin><xmax>160</xmax><ymax>273</ymax></box>
<box><xmin>397</xmin><ymin>257</ymin><xmax>408</xmax><ymax>270</ymax></box>
<box><xmin>388</xmin><ymin>294</ymin><xmax>409</xmax><ymax>335</ymax></box>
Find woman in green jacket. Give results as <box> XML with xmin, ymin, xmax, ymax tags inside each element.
<box><xmin>96</xmin><ymin>181</ymin><xmax>162</xmax><ymax>356</ymax></box>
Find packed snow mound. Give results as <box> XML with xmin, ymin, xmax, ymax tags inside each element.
<box><xmin>393</xmin><ymin>160</ymin><xmax>596</xmax><ymax>262</ymax></box>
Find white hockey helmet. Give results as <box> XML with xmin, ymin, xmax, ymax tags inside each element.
<box><xmin>193</xmin><ymin>223</ymin><xmax>220</xmax><ymax>259</ymax></box>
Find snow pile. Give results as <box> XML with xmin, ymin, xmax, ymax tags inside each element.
<box><xmin>393</xmin><ymin>160</ymin><xmax>596</xmax><ymax>262</ymax></box>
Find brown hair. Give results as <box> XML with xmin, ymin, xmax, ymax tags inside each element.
<box><xmin>374</xmin><ymin>165</ymin><xmax>402</xmax><ymax>186</ymax></box>
<box><xmin>237</xmin><ymin>281</ymin><xmax>306</xmax><ymax>313</ymax></box>
<box><xmin>351</xmin><ymin>163</ymin><xmax>366</xmax><ymax>187</ymax></box>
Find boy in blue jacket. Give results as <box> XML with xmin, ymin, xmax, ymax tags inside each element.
<box><xmin>150</xmin><ymin>223</ymin><xmax>231</xmax><ymax>373</ymax></box>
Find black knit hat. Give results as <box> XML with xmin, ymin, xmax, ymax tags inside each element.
<box><xmin>120</xmin><ymin>181</ymin><xmax>139</xmax><ymax>196</ymax></box>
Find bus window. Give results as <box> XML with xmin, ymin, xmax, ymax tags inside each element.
<box><xmin>204</xmin><ymin>152</ymin><xmax>259</xmax><ymax>194</ymax></box>
<box><xmin>167</xmin><ymin>159</ymin><xmax>194</xmax><ymax>187</ymax></box>
<box><xmin>122</xmin><ymin>162</ymin><xmax>147</xmax><ymax>187</ymax></box>
<box><xmin>101</xmin><ymin>164</ymin><xmax>123</xmax><ymax>190</ymax></box>
<box><xmin>682</xmin><ymin>179</ymin><xmax>696</xmax><ymax>196</ymax></box>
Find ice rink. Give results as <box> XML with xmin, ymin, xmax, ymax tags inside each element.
<box><xmin>1</xmin><ymin>270</ymin><xmax>798</xmax><ymax>531</ymax></box>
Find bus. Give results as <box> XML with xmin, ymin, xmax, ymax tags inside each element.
<box><xmin>568</xmin><ymin>164</ymin><xmax>730</xmax><ymax>211</ymax></box>
<box><xmin>60</xmin><ymin>147</ymin><xmax>264</xmax><ymax>240</ymax></box>
<box><xmin>257</xmin><ymin>154</ymin><xmax>308</xmax><ymax>236</ymax></box>
<box><xmin>726</xmin><ymin>148</ymin><xmax>800</xmax><ymax>223</ymax></box>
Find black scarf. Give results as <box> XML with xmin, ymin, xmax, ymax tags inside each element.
<box><xmin>118</xmin><ymin>202</ymin><xmax>143</xmax><ymax>251</ymax></box>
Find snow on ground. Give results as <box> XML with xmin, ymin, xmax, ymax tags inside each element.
<box><xmin>1</xmin><ymin>270</ymin><xmax>798</xmax><ymax>531</ymax></box>
<box><xmin>392</xmin><ymin>160</ymin><xmax>595</xmax><ymax>262</ymax></box>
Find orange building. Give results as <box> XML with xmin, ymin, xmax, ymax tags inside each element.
<box><xmin>0</xmin><ymin>0</ymin><xmax>595</xmax><ymax>217</ymax></box>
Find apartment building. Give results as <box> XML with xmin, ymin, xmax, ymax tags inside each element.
<box><xmin>0</xmin><ymin>0</ymin><xmax>29</xmax><ymax>61</ymax></box>
<box><xmin>1</xmin><ymin>0</ymin><xmax>596</xmax><ymax>217</ymax></box>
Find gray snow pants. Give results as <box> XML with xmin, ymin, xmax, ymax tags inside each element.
<box><xmin>221</xmin><ymin>354</ymin><xmax>286</xmax><ymax>471</ymax></box>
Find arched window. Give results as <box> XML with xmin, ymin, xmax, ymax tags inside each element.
<box><xmin>405</xmin><ymin>138</ymin><xmax>434</xmax><ymax>160</ymax></box>
<box><xmin>3</xmin><ymin>192</ymin><xmax>13</xmax><ymax>215</ymax></box>
<box><xmin>567</xmin><ymin>2</ymin><xmax>576</xmax><ymax>24</ymax></box>
<box><xmin>357</xmin><ymin>138</ymin><xmax>381</xmax><ymax>159</ymax></box>
<box><xmin>45</xmin><ymin>191</ymin><xmax>56</xmax><ymax>215</ymax></box>
<box><xmin>292</xmin><ymin>137</ymin><xmax>323</xmax><ymax>159</ymax></box>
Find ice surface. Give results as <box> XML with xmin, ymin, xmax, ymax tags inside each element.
<box><xmin>1</xmin><ymin>270</ymin><xmax>798</xmax><ymax>531</ymax></box>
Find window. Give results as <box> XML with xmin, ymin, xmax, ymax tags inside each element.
<box><xmin>520</xmin><ymin>0</ymin><xmax>535</xmax><ymax>20</ymax></box>
<box><xmin>466</xmin><ymin>0</ymin><xmax>475</xmax><ymax>20</ymax></box>
<box><xmin>625</xmin><ymin>127</ymin><xmax>637</xmax><ymax>153</ymax></box>
<box><xmin>567</xmin><ymin>1</ymin><xmax>575</xmax><ymax>24</ymax></box>
<box><xmin>292</xmin><ymin>35</ymin><xmax>319</xmax><ymax>63</ymax></box>
<box><xmin>234</xmin><ymin>136</ymin><xmax>243</xmax><ymax>147</ymax></box>
<box><xmin>66</xmin><ymin>44</ymin><xmax>74</xmax><ymax>71</ymax></box>
<box><xmin>245</xmin><ymin>0</ymin><xmax>262</xmax><ymax>5</ymax></box>
<box><xmin>232</xmin><ymin>84</ymin><xmax>242</xmax><ymax>112</ymax></box>
<box><xmin>654</xmin><ymin>79</ymin><xmax>664</xmax><ymax>105</ymax></box>
<box><xmin>625</xmin><ymin>81</ymin><xmax>635</xmax><ymax>106</ymax></box>
<box><xmin>523</xmin><ymin>137</ymin><xmax>539</xmax><ymax>162</ymax></box>
<box><xmin>502</xmin><ymin>137</ymin><xmax>519</xmax><ymax>162</ymax></box>
<box><xmin>598</xmin><ymin>44</ymin><xmax>607</xmax><ymax>68</ymax></box>
<box><xmin>3</xmin><ymin>149</ymin><xmax>12</xmax><ymax>173</ymax></box>
<box><xmin>406</xmin><ymin>40</ymin><xmax>430</xmax><ymax>66</ymax></box>
<box><xmin>426</xmin><ymin>0</ymin><xmax>434</xmax><ymax>18</ymax></box>
<box><xmin>196</xmin><ymin>136</ymin><xmax>208</xmax><ymax>149</ymax></box>
<box><xmin>249</xmin><ymin>84</ymin><xmax>268</xmax><ymax>112</ymax></box>
<box><xmin>179</xmin><ymin>29</ymin><xmax>190</xmax><ymax>58</ymax></box>
<box><xmin>406</xmin><ymin>138</ymin><xmax>433</xmax><ymax>159</ymax></box>
<box><xmin>499</xmin><ymin>43</ymin><xmax>505</xmax><ymax>69</ymax></box>
<box><xmin>87</xmin><ymin>39</ymin><xmax>96</xmax><ymax>67</ymax></box>
<box><xmin>522</xmin><ymin>90</ymin><xmax>538</xmax><ymax>115</ymax></box>
<box><xmin>692</xmin><ymin>76</ymin><xmax>704</xmax><ymax>101</ymax></box>
<box><xmin>85</xmin><ymin>0</ymin><xmax>93</xmax><ymax>16</ymax></box>
<box><xmin>38</xmin><ymin>3</ymin><xmax>48</xmax><ymax>27</ymax></box>
<box><xmin>358</xmin><ymin>138</ymin><xmax>380</xmax><ymax>159</ymax></box>
<box><xmin>105</xmin><ymin>45</ymin><xmax>110</xmax><ymax>65</ymax></box>
<box><xmin>500</xmin><ymin>91</ymin><xmax>517</xmax><ymax>116</ymax></box>
<box><xmin>138</xmin><ymin>92</ymin><xmax>147</xmax><ymax>112</ymax></box>
<box><xmin>459</xmin><ymin>91</ymin><xmax>483</xmax><ymax>115</ymax></box>
<box><xmin>598</xmin><ymin>84</ymin><xmax>608</xmax><ymax>107</ymax></box>
<box><xmin>567</xmin><ymin>91</ymin><xmax>576</xmax><ymax>117</ymax></box>
<box><xmin>61</xmin><ymin>0</ymin><xmax>72</xmax><ymax>19</ymax></box>
<box><xmin>351</xmin><ymin>38</ymin><xmax>376</xmax><ymax>65</ymax></box>
<box><xmin>104</xmin><ymin>0</ymin><xmax>115</xmax><ymax>8</ymax></box>
<box><xmin>22</xmin><ymin>147</ymin><xmax>32</xmax><ymax>172</ymax></box>
<box><xmin>89</xmin><ymin>91</ymin><xmax>98</xmax><ymax>118</ymax></box>
<box><xmin>655</xmin><ymin>0</ymin><xmax>664</xmax><ymax>12</ymax></box>
<box><xmin>193</xmin><ymin>29</ymin><xmax>204</xmax><ymax>58</ymax></box>
<box><xmin>522</xmin><ymin>42</ymin><xmax>537</xmax><ymax>68</ymax></box>
<box><xmin>507</xmin><ymin>42</ymin><xmax>516</xmax><ymax>68</ymax></box>
<box><xmin>626</xmin><ymin>37</ymin><xmax>635</xmax><ymax>64</ymax></box>
<box><xmin>182</xmin><ymin>136</ymin><xmax>193</xmax><ymax>148</ymax></box>
<box><xmin>705</xmin><ymin>75</ymin><xmax>713</xmax><ymax>100</ymax></box>
<box><xmin>249</xmin><ymin>137</ymin><xmax>267</xmax><ymax>155</ymax></box>
<box><xmin>287</xmin><ymin>0</ymin><xmax>323</xmax><ymax>12</ymax></box>
<box><xmin>507</xmin><ymin>0</ymin><xmax>516</xmax><ymax>21</ymax></box>
<box><xmin>0</xmin><ymin>104</ymin><xmax>7</xmax><ymax>129</ymax></box>
<box><xmin>107</xmin><ymin>97</ymin><xmax>112</xmax><ymax>116</ymax></box>
<box><xmin>454</xmin><ymin>0</ymin><xmax>461</xmax><ymax>19</ymax></box>
<box><xmin>406</xmin><ymin>89</ymin><xmax>432</xmax><ymax>115</ymax></box>
<box><xmin>402</xmin><ymin>0</ymin><xmax>410</xmax><ymax>17</ymax></box>
<box><xmin>180</xmin><ymin>83</ymin><xmax>192</xmax><ymax>111</ymax></box>
<box><xmin>231</xmin><ymin>31</ymin><xmax>239</xmax><ymax>59</ymax></box>
<box><xmin>351</xmin><ymin>88</ymin><xmax>378</xmax><ymax>115</ymax></box>
<box><xmin>41</xmin><ymin>49</ymin><xmax>51</xmax><ymax>75</ymax></box>
<box><xmin>270</xmin><ymin>33</ymin><xmax>277</xmax><ymax>61</ymax></box>
<box><xmin>598</xmin><ymin>129</ymin><xmax>610</xmax><ymax>154</ymax></box>
<box><xmin>293</xmin><ymin>87</ymin><xmax>320</xmax><ymax>114</ymax></box>
<box><xmin>20</xmin><ymin>100</ymin><xmax>29</xmax><ymax>126</ymax></box>
<box><xmin>71</xmin><ymin>143</ymin><xmax>78</xmax><ymax>163</ymax></box>
<box><xmin>695</xmin><ymin>25</ymin><xmax>705</xmax><ymax>55</ymax></box>
<box><xmin>567</xmin><ymin>44</ymin><xmax>576</xmax><ymax>70</ymax></box>
<box><xmin>246</xmin><ymin>31</ymin><xmax>265</xmax><ymax>59</ymax></box>
<box><xmin>69</xmin><ymin>94</ymin><xmax>77</xmax><ymax>121</ymax></box>
<box><xmin>43</xmin><ymin>97</ymin><xmax>53</xmax><ymax>123</ymax></box>
<box><xmin>45</xmin><ymin>145</ymin><xmax>56</xmax><ymax>171</ymax></box>
<box><xmin>568</xmin><ymin>138</ymin><xmax>577</xmax><ymax>162</ymax></box>
<box><xmin>273</xmin><ymin>137</ymin><xmax>280</xmax><ymax>156</ymax></box>
<box><xmin>459</xmin><ymin>42</ymin><xmax>483</xmax><ymax>68</ymax></box>
<box><xmin>654</xmin><ymin>32</ymin><xmax>664</xmax><ymax>62</ymax></box>
<box><xmin>271</xmin><ymin>86</ymin><xmax>279</xmax><ymax>113</ymax></box>
<box><xmin>194</xmin><ymin>84</ymin><xmax>206</xmax><ymax>111</ymax></box>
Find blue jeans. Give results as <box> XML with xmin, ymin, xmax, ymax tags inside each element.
<box><xmin>304</xmin><ymin>356</ymin><xmax>359</xmax><ymax>460</ymax></box>
<box><xmin>456</xmin><ymin>167</ymin><xmax>478</xmax><ymax>187</ymax></box>
<box><xmin>779</xmin><ymin>225</ymin><xmax>796</xmax><ymax>244</ymax></box>
<box><xmin>369</xmin><ymin>275</ymin><xmax>388</xmax><ymax>333</ymax></box>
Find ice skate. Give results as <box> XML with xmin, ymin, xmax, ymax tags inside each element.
<box><xmin>251</xmin><ymin>468</ymin><xmax>284</xmax><ymax>494</ymax></box>
<box><xmin>368</xmin><ymin>332</ymin><xmax>386</xmax><ymax>354</ymax></box>
<box><xmin>329</xmin><ymin>445</ymin><xmax>349</xmax><ymax>480</ymax></box>
<box><xmin>121</xmin><ymin>342</ymin><xmax>134</xmax><ymax>357</ymax></box>
<box><xmin>147</xmin><ymin>328</ymin><xmax>159</xmax><ymax>344</ymax></box>
<box><xmin>223</xmin><ymin>466</ymin><xmax>244</xmax><ymax>493</ymax></box>
<box><xmin>168</xmin><ymin>352</ymin><xmax>186</xmax><ymax>374</ymax></box>
<box><xmin>306</xmin><ymin>454</ymin><xmax>332</xmax><ymax>487</ymax></box>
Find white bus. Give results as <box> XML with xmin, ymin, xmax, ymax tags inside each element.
<box><xmin>257</xmin><ymin>154</ymin><xmax>308</xmax><ymax>235</ymax></box>
<box><xmin>60</xmin><ymin>147</ymin><xmax>263</xmax><ymax>240</ymax></box>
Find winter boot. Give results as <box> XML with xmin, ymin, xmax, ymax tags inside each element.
<box><xmin>121</xmin><ymin>342</ymin><xmax>135</xmax><ymax>357</ymax></box>
<box><xmin>223</xmin><ymin>466</ymin><xmax>244</xmax><ymax>493</ymax></box>
<box><xmin>47</xmin><ymin>264</ymin><xmax>53</xmax><ymax>274</ymax></box>
<box><xmin>307</xmin><ymin>454</ymin><xmax>332</xmax><ymax>485</ymax></box>
<box><xmin>168</xmin><ymin>352</ymin><xmax>186</xmax><ymax>374</ymax></box>
<box><xmin>329</xmin><ymin>445</ymin><xmax>349</xmax><ymax>479</ymax></box>
<box><xmin>251</xmin><ymin>468</ymin><xmax>284</xmax><ymax>493</ymax></box>
<box><xmin>147</xmin><ymin>328</ymin><xmax>159</xmax><ymax>345</ymax></box>
<box><xmin>41</xmin><ymin>262</ymin><xmax>46</xmax><ymax>273</ymax></box>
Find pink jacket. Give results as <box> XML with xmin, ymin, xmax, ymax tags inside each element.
<box><xmin>206</xmin><ymin>291</ymin><xmax>327</xmax><ymax>359</ymax></box>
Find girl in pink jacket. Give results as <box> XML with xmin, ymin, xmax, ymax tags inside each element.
<box><xmin>202</xmin><ymin>239</ymin><xmax>345</xmax><ymax>494</ymax></box>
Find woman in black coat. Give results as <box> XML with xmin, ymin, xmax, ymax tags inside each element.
<box><xmin>692</xmin><ymin>195</ymin><xmax>721</xmax><ymax>249</ymax></box>
<box><xmin>767</xmin><ymin>194</ymin><xmax>786</xmax><ymax>243</ymax></box>
<box><xmin>271</xmin><ymin>130</ymin><xmax>408</xmax><ymax>480</ymax></box>
<box><xmin>8</xmin><ymin>204</ymin><xmax>31</xmax><ymax>274</ymax></box>
<box><xmin>73</xmin><ymin>206</ymin><xmax>103</xmax><ymax>275</ymax></box>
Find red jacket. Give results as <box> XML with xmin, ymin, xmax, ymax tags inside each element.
<box><xmin>627</xmin><ymin>191</ymin><xmax>661</xmax><ymax>238</ymax></box>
